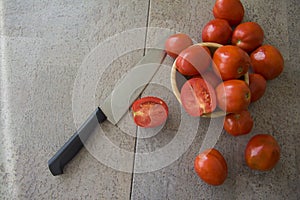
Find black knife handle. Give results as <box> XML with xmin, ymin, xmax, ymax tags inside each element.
<box><xmin>48</xmin><ymin>107</ymin><xmax>107</xmax><ymax>176</ymax></box>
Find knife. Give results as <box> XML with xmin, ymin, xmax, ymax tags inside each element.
<box><xmin>48</xmin><ymin>48</ymin><xmax>167</xmax><ymax>176</ymax></box>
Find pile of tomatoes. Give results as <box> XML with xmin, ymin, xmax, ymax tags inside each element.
<box><xmin>131</xmin><ymin>0</ymin><xmax>283</xmax><ymax>186</ymax></box>
<box><xmin>165</xmin><ymin>0</ymin><xmax>283</xmax><ymax>186</ymax></box>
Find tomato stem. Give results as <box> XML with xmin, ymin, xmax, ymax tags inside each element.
<box><xmin>234</xmin><ymin>114</ymin><xmax>241</xmax><ymax>120</ymax></box>
<box><xmin>237</xmin><ymin>66</ymin><xmax>243</xmax><ymax>74</ymax></box>
<box><xmin>245</xmin><ymin>92</ymin><xmax>251</xmax><ymax>100</ymax></box>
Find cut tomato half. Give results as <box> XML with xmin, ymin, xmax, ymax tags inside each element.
<box><xmin>180</xmin><ymin>78</ymin><xmax>217</xmax><ymax>117</ymax></box>
<box><xmin>132</xmin><ymin>96</ymin><xmax>168</xmax><ymax>128</ymax></box>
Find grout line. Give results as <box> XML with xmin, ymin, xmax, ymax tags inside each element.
<box><xmin>143</xmin><ymin>0</ymin><xmax>151</xmax><ymax>56</ymax></box>
<box><xmin>129</xmin><ymin>1</ymin><xmax>151</xmax><ymax>199</ymax></box>
<box><xmin>129</xmin><ymin>125</ymin><xmax>138</xmax><ymax>200</ymax></box>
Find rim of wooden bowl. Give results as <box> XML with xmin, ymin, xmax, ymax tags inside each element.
<box><xmin>170</xmin><ymin>42</ymin><xmax>249</xmax><ymax>118</ymax></box>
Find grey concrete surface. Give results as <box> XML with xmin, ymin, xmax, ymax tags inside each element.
<box><xmin>0</xmin><ymin>0</ymin><xmax>299</xmax><ymax>199</ymax></box>
<box><xmin>0</xmin><ymin>0</ymin><xmax>148</xmax><ymax>199</ymax></box>
<box><xmin>131</xmin><ymin>0</ymin><xmax>300</xmax><ymax>199</ymax></box>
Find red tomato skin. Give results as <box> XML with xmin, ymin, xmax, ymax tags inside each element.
<box><xmin>232</xmin><ymin>22</ymin><xmax>264</xmax><ymax>53</ymax></box>
<box><xmin>213</xmin><ymin>45</ymin><xmax>250</xmax><ymax>80</ymax></box>
<box><xmin>216</xmin><ymin>80</ymin><xmax>251</xmax><ymax>113</ymax></box>
<box><xmin>165</xmin><ymin>33</ymin><xmax>193</xmax><ymax>59</ymax></box>
<box><xmin>180</xmin><ymin>78</ymin><xmax>217</xmax><ymax>117</ymax></box>
<box><xmin>224</xmin><ymin>110</ymin><xmax>253</xmax><ymax>136</ymax></box>
<box><xmin>250</xmin><ymin>45</ymin><xmax>284</xmax><ymax>80</ymax></box>
<box><xmin>202</xmin><ymin>71</ymin><xmax>222</xmax><ymax>88</ymax></box>
<box><xmin>245</xmin><ymin>134</ymin><xmax>280</xmax><ymax>171</ymax></box>
<box><xmin>213</xmin><ymin>0</ymin><xmax>245</xmax><ymax>26</ymax></box>
<box><xmin>194</xmin><ymin>148</ymin><xmax>228</xmax><ymax>186</ymax></box>
<box><xmin>249</xmin><ymin>73</ymin><xmax>267</xmax><ymax>102</ymax></box>
<box><xmin>132</xmin><ymin>96</ymin><xmax>168</xmax><ymax>128</ymax></box>
<box><xmin>202</xmin><ymin>46</ymin><xmax>212</xmax><ymax>57</ymax></box>
<box><xmin>202</xmin><ymin>19</ymin><xmax>232</xmax><ymax>45</ymax></box>
<box><xmin>176</xmin><ymin>45</ymin><xmax>212</xmax><ymax>76</ymax></box>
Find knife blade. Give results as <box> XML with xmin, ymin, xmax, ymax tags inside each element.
<box><xmin>48</xmin><ymin>48</ymin><xmax>167</xmax><ymax>176</ymax></box>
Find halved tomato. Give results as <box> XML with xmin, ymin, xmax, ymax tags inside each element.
<box><xmin>180</xmin><ymin>77</ymin><xmax>217</xmax><ymax>117</ymax></box>
<box><xmin>132</xmin><ymin>96</ymin><xmax>168</xmax><ymax>128</ymax></box>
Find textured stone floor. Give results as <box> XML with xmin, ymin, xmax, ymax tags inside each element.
<box><xmin>0</xmin><ymin>0</ymin><xmax>299</xmax><ymax>199</ymax></box>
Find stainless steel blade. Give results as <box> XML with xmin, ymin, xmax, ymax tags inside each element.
<box><xmin>100</xmin><ymin>48</ymin><xmax>167</xmax><ymax>124</ymax></box>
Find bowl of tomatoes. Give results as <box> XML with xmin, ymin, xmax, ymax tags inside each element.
<box><xmin>170</xmin><ymin>42</ymin><xmax>249</xmax><ymax>118</ymax></box>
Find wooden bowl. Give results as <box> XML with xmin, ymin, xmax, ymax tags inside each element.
<box><xmin>171</xmin><ymin>42</ymin><xmax>249</xmax><ymax>118</ymax></box>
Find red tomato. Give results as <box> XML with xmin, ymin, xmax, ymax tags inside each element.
<box><xmin>202</xmin><ymin>46</ymin><xmax>212</xmax><ymax>57</ymax></box>
<box><xmin>249</xmin><ymin>73</ymin><xmax>267</xmax><ymax>102</ymax></box>
<box><xmin>216</xmin><ymin>80</ymin><xmax>251</xmax><ymax>113</ymax></box>
<box><xmin>194</xmin><ymin>148</ymin><xmax>228</xmax><ymax>186</ymax></box>
<box><xmin>232</xmin><ymin>22</ymin><xmax>264</xmax><ymax>53</ymax></box>
<box><xmin>132</xmin><ymin>96</ymin><xmax>168</xmax><ymax>128</ymax></box>
<box><xmin>245</xmin><ymin>134</ymin><xmax>280</xmax><ymax>171</ymax></box>
<box><xmin>213</xmin><ymin>45</ymin><xmax>250</xmax><ymax>80</ymax></box>
<box><xmin>176</xmin><ymin>45</ymin><xmax>212</xmax><ymax>76</ymax></box>
<box><xmin>202</xmin><ymin>71</ymin><xmax>222</xmax><ymax>88</ymax></box>
<box><xmin>213</xmin><ymin>0</ymin><xmax>245</xmax><ymax>26</ymax></box>
<box><xmin>224</xmin><ymin>110</ymin><xmax>253</xmax><ymax>136</ymax></box>
<box><xmin>250</xmin><ymin>45</ymin><xmax>284</xmax><ymax>80</ymax></box>
<box><xmin>180</xmin><ymin>78</ymin><xmax>217</xmax><ymax>117</ymax></box>
<box><xmin>165</xmin><ymin>33</ymin><xmax>193</xmax><ymax>59</ymax></box>
<box><xmin>202</xmin><ymin>19</ymin><xmax>232</xmax><ymax>45</ymax></box>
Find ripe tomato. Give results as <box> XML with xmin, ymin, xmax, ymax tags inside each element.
<box><xmin>202</xmin><ymin>46</ymin><xmax>212</xmax><ymax>57</ymax></box>
<box><xmin>245</xmin><ymin>134</ymin><xmax>280</xmax><ymax>171</ymax></box>
<box><xmin>213</xmin><ymin>0</ymin><xmax>245</xmax><ymax>26</ymax></box>
<box><xmin>250</xmin><ymin>45</ymin><xmax>284</xmax><ymax>80</ymax></box>
<box><xmin>132</xmin><ymin>96</ymin><xmax>168</xmax><ymax>128</ymax></box>
<box><xmin>180</xmin><ymin>78</ymin><xmax>217</xmax><ymax>117</ymax></box>
<box><xmin>194</xmin><ymin>148</ymin><xmax>228</xmax><ymax>186</ymax></box>
<box><xmin>165</xmin><ymin>33</ymin><xmax>193</xmax><ymax>59</ymax></box>
<box><xmin>249</xmin><ymin>73</ymin><xmax>267</xmax><ymax>102</ymax></box>
<box><xmin>224</xmin><ymin>110</ymin><xmax>253</xmax><ymax>136</ymax></box>
<box><xmin>202</xmin><ymin>71</ymin><xmax>222</xmax><ymax>88</ymax></box>
<box><xmin>176</xmin><ymin>45</ymin><xmax>212</xmax><ymax>76</ymax></box>
<box><xmin>232</xmin><ymin>22</ymin><xmax>264</xmax><ymax>53</ymax></box>
<box><xmin>216</xmin><ymin>80</ymin><xmax>251</xmax><ymax>113</ymax></box>
<box><xmin>213</xmin><ymin>45</ymin><xmax>250</xmax><ymax>80</ymax></box>
<box><xmin>202</xmin><ymin>19</ymin><xmax>232</xmax><ymax>45</ymax></box>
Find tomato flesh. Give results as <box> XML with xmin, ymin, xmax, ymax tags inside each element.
<box><xmin>132</xmin><ymin>96</ymin><xmax>168</xmax><ymax>128</ymax></box>
<box><xmin>180</xmin><ymin>78</ymin><xmax>217</xmax><ymax>117</ymax></box>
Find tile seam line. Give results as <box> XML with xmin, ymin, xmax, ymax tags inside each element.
<box><xmin>129</xmin><ymin>0</ymin><xmax>151</xmax><ymax>199</ymax></box>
